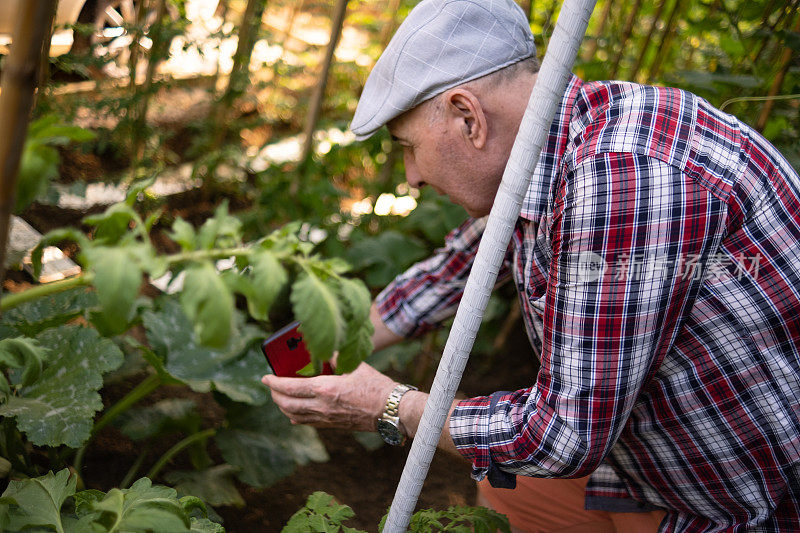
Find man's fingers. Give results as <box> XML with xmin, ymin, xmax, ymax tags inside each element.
<box><xmin>261</xmin><ymin>374</ymin><xmax>317</xmax><ymax>398</ymax></box>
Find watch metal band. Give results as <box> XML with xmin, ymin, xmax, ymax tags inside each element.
<box><xmin>383</xmin><ymin>383</ymin><xmax>417</xmax><ymax>419</ymax></box>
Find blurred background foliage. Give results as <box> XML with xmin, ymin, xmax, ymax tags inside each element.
<box><xmin>5</xmin><ymin>0</ymin><xmax>799</xmax><ymax>370</ymax></box>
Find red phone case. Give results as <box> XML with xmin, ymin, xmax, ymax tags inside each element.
<box><xmin>262</xmin><ymin>321</ymin><xmax>333</xmax><ymax>377</ymax></box>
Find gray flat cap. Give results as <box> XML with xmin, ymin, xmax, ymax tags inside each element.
<box><xmin>350</xmin><ymin>0</ymin><xmax>536</xmax><ymax>140</ymax></box>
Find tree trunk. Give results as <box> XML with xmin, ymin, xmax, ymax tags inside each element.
<box><xmin>647</xmin><ymin>0</ymin><xmax>685</xmax><ymax>82</ymax></box>
<box><xmin>629</xmin><ymin>0</ymin><xmax>668</xmax><ymax>82</ymax></box>
<box><xmin>582</xmin><ymin>0</ymin><xmax>612</xmax><ymax>61</ymax></box>
<box><xmin>127</xmin><ymin>0</ymin><xmax>150</xmax><ymax>96</ymax></box>
<box><xmin>299</xmin><ymin>0</ymin><xmax>349</xmax><ymax>165</ymax></box>
<box><xmin>213</xmin><ymin>0</ymin><xmax>268</xmax><ymax>147</ymax></box>
<box><xmin>378</xmin><ymin>0</ymin><xmax>404</xmax><ymax>49</ymax></box>
<box><xmin>609</xmin><ymin>0</ymin><xmax>644</xmax><ymax>78</ymax></box>
<box><xmin>0</xmin><ymin>0</ymin><xmax>58</xmax><ymax>284</ymax></box>
<box><xmin>753</xmin><ymin>0</ymin><xmax>797</xmax><ymax>65</ymax></box>
<box><xmin>131</xmin><ymin>0</ymin><xmax>169</xmax><ymax>169</ymax></box>
<box><xmin>272</xmin><ymin>0</ymin><xmax>305</xmax><ymax>72</ymax></box>
<box><xmin>756</xmin><ymin>9</ymin><xmax>800</xmax><ymax>131</ymax></box>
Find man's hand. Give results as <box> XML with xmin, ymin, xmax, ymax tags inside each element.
<box><xmin>261</xmin><ymin>362</ymin><xmax>397</xmax><ymax>432</ymax></box>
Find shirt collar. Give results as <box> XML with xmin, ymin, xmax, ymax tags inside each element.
<box><xmin>519</xmin><ymin>74</ymin><xmax>583</xmax><ymax>221</ymax></box>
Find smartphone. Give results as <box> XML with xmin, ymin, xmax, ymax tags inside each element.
<box><xmin>261</xmin><ymin>321</ymin><xmax>333</xmax><ymax>377</ymax></box>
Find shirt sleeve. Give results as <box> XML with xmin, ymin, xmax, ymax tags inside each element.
<box><xmin>375</xmin><ymin>216</ymin><xmax>514</xmax><ymax>338</ymax></box>
<box><xmin>450</xmin><ymin>153</ymin><xmax>725</xmax><ymax>481</ymax></box>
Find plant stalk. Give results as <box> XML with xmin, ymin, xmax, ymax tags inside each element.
<box><xmin>73</xmin><ymin>373</ymin><xmax>162</xmax><ymax>473</ymax></box>
<box><xmin>0</xmin><ymin>273</ymin><xmax>94</xmax><ymax>311</ymax></box>
<box><xmin>0</xmin><ymin>0</ymin><xmax>58</xmax><ymax>286</ymax></box>
<box><xmin>120</xmin><ymin>443</ymin><xmax>151</xmax><ymax>488</ymax></box>
<box><xmin>1</xmin><ymin>246</ymin><xmax>253</xmax><ymax>312</ymax></box>
<box><xmin>146</xmin><ymin>428</ymin><xmax>216</xmax><ymax>480</ymax></box>
<box><xmin>92</xmin><ymin>373</ymin><xmax>162</xmax><ymax>436</ymax></box>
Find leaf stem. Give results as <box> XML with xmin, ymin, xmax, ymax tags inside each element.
<box><xmin>73</xmin><ymin>373</ymin><xmax>162</xmax><ymax>473</ymax></box>
<box><xmin>0</xmin><ymin>246</ymin><xmax>253</xmax><ymax>313</ymax></box>
<box><xmin>93</xmin><ymin>374</ymin><xmax>162</xmax><ymax>435</ymax></box>
<box><xmin>146</xmin><ymin>428</ymin><xmax>216</xmax><ymax>481</ymax></box>
<box><xmin>120</xmin><ymin>443</ymin><xmax>151</xmax><ymax>489</ymax></box>
<box><xmin>0</xmin><ymin>273</ymin><xmax>94</xmax><ymax>312</ymax></box>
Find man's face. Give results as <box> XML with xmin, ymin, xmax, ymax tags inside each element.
<box><xmin>387</xmin><ymin>101</ymin><xmax>504</xmax><ymax>218</ymax></box>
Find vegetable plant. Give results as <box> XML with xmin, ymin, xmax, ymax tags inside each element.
<box><xmin>283</xmin><ymin>491</ymin><xmax>511</xmax><ymax>533</ymax></box>
<box><xmin>0</xmin><ymin>178</ymin><xmax>374</xmax><ymax>507</ymax></box>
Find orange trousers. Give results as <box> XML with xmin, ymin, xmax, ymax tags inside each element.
<box><xmin>477</xmin><ymin>475</ymin><xmax>666</xmax><ymax>533</ymax></box>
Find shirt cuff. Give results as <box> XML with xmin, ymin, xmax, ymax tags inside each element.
<box><xmin>449</xmin><ymin>391</ymin><xmax>517</xmax><ymax>489</ymax></box>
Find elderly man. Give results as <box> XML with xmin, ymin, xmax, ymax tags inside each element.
<box><xmin>261</xmin><ymin>0</ymin><xmax>800</xmax><ymax>531</ymax></box>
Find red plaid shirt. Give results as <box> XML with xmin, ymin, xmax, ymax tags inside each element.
<box><xmin>376</xmin><ymin>76</ymin><xmax>800</xmax><ymax>531</ymax></box>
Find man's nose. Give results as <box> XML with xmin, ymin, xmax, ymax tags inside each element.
<box><xmin>403</xmin><ymin>151</ymin><xmax>424</xmax><ymax>188</ymax></box>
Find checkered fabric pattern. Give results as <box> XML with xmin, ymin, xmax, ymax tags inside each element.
<box><xmin>375</xmin><ymin>76</ymin><xmax>800</xmax><ymax>531</ymax></box>
<box><xmin>349</xmin><ymin>0</ymin><xmax>536</xmax><ymax>140</ymax></box>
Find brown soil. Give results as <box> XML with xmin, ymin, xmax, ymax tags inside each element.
<box><xmin>72</xmin><ymin>323</ymin><xmax>538</xmax><ymax>533</ymax></box>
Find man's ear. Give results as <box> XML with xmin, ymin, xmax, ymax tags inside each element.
<box><xmin>444</xmin><ymin>89</ymin><xmax>487</xmax><ymax>149</ymax></box>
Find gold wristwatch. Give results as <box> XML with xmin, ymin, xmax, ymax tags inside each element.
<box><xmin>376</xmin><ymin>383</ymin><xmax>417</xmax><ymax>446</ymax></box>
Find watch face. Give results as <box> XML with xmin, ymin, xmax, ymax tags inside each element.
<box><xmin>377</xmin><ymin>419</ymin><xmax>403</xmax><ymax>446</ymax></box>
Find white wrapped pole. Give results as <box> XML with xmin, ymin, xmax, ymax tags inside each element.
<box><xmin>382</xmin><ymin>0</ymin><xmax>597</xmax><ymax>531</ymax></box>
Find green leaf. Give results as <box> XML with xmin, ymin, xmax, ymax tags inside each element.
<box><xmin>180</xmin><ymin>263</ymin><xmax>234</xmax><ymax>348</ymax></box>
<box><xmin>283</xmin><ymin>492</ymin><xmax>363</xmax><ymax>533</ymax></box>
<box><xmin>245</xmin><ymin>251</ymin><xmax>288</xmax><ymax>321</ymax></box>
<box><xmin>116</xmin><ymin>399</ymin><xmax>201</xmax><ymax>440</ymax></box>
<box><xmin>191</xmin><ymin>517</ymin><xmax>226</xmax><ymax>533</ymax></box>
<box><xmin>0</xmin><ymin>337</ymin><xmax>46</xmax><ymax>388</ymax></box>
<box><xmin>335</xmin><ymin>278</ymin><xmax>373</xmax><ymax>374</ymax></box>
<box><xmin>125</xmin><ymin>176</ymin><xmax>157</xmax><ymax>206</ymax></box>
<box><xmin>197</xmin><ymin>202</ymin><xmax>241</xmax><ymax>250</ymax></box>
<box><xmin>15</xmin><ymin>143</ymin><xmax>59</xmax><ymax>213</ymax></box>
<box><xmin>345</xmin><ymin>231</ymin><xmax>428</xmax><ymax>288</ymax></box>
<box><xmin>291</xmin><ymin>272</ymin><xmax>345</xmax><ymax>363</ymax></box>
<box><xmin>0</xmin><ymin>326</ymin><xmax>124</xmax><ymax>447</ymax></box>
<box><xmin>215</xmin><ymin>399</ymin><xmax>328</xmax><ymax>489</ymax></box>
<box><xmin>170</xmin><ymin>218</ymin><xmax>198</xmax><ymax>251</ymax></box>
<box><xmin>165</xmin><ymin>465</ymin><xmax>245</xmax><ymax>507</ymax></box>
<box><xmin>87</xmin><ymin>478</ymin><xmax>191</xmax><ymax>532</ymax></box>
<box><xmin>143</xmin><ymin>298</ymin><xmax>268</xmax><ymax>405</ymax></box>
<box><xmin>0</xmin><ymin>468</ymin><xmax>76</xmax><ymax>532</ymax></box>
<box><xmin>31</xmin><ymin>228</ymin><xmax>89</xmax><ymax>279</ymax></box>
<box><xmin>0</xmin><ymin>287</ymin><xmax>96</xmax><ymax>337</ymax></box>
<box><xmin>83</xmin><ymin>203</ymin><xmax>141</xmax><ymax>245</ymax></box>
<box><xmin>85</xmin><ymin>246</ymin><xmax>143</xmax><ymax>334</ymax></box>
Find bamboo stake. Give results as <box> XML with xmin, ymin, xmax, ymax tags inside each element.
<box><xmin>0</xmin><ymin>0</ymin><xmax>58</xmax><ymax>286</ymax></box>
<box><xmin>382</xmin><ymin>0</ymin><xmax>596</xmax><ymax>529</ymax></box>
<box><xmin>299</xmin><ymin>0</ymin><xmax>349</xmax><ymax>165</ymax></box>
<box><xmin>756</xmin><ymin>9</ymin><xmax>800</xmax><ymax>131</ymax></box>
